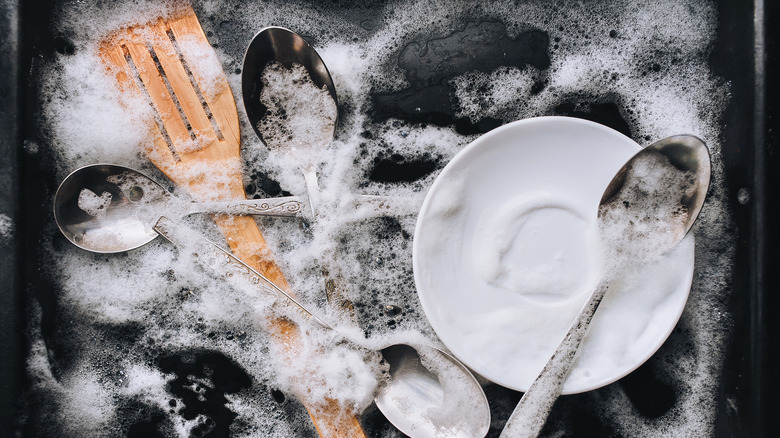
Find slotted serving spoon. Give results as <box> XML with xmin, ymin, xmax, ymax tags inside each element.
<box><xmin>98</xmin><ymin>8</ymin><xmax>367</xmax><ymax>437</ymax></box>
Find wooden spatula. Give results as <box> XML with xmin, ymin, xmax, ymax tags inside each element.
<box><xmin>99</xmin><ymin>7</ymin><xmax>367</xmax><ymax>437</ymax></box>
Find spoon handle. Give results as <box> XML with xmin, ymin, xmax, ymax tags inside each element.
<box><xmin>351</xmin><ymin>194</ymin><xmax>423</xmax><ymax>217</ymax></box>
<box><xmin>500</xmin><ymin>278</ymin><xmax>611</xmax><ymax>438</ymax></box>
<box><xmin>190</xmin><ymin>196</ymin><xmax>310</xmax><ymax>218</ymax></box>
<box><xmin>188</xmin><ymin>193</ymin><xmax>420</xmax><ymax>220</ymax></box>
<box><xmin>153</xmin><ymin>216</ymin><xmax>332</xmax><ymax>329</ymax></box>
<box><xmin>302</xmin><ymin>165</ymin><xmax>321</xmax><ymax>218</ymax></box>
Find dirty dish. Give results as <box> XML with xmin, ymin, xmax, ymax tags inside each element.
<box><xmin>413</xmin><ymin>116</ymin><xmax>695</xmax><ymax>394</ymax></box>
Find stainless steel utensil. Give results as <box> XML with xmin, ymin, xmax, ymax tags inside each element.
<box><xmin>241</xmin><ymin>26</ymin><xmax>422</xmax><ymax>219</ymax></box>
<box><xmin>500</xmin><ymin>134</ymin><xmax>711</xmax><ymax>438</ymax></box>
<box><xmin>242</xmin><ymin>26</ymin><xmax>335</xmax><ymax>217</ymax></box>
<box><xmin>53</xmin><ymin>164</ymin><xmax>308</xmax><ymax>253</ymax></box>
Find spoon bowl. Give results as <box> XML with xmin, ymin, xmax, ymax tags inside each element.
<box><xmin>54</xmin><ymin>164</ymin><xmax>162</xmax><ymax>253</ymax></box>
<box><xmin>376</xmin><ymin>344</ymin><xmax>490</xmax><ymax>438</ymax></box>
<box><xmin>599</xmin><ymin>134</ymin><xmax>711</xmax><ymax>244</ymax></box>
<box><xmin>242</xmin><ymin>26</ymin><xmax>338</xmax><ymax>146</ymax></box>
<box><xmin>242</xmin><ymin>26</ymin><xmax>338</xmax><ymax>216</ymax></box>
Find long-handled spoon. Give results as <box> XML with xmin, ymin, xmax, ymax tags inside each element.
<box><xmin>54</xmin><ymin>164</ymin><xmax>311</xmax><ymax>251</ymax></box>
<box><xmin>500</xmin><ymin>134</ymin><xmax>711</xmax><ymax>438</ymax></box>
<box><xmin>241</xmin><ymin>26</ymin><xmax>421</xmax><ymax>218</ymax></box>
<box><xmin>54</xmin><ymin>164</ymin><xmax>421</xmax><ymax>253</ymax></box>
<box><xmin>53</xmin><ymin>168</ymin><xmax>492</xmax><ymax>438</ymax></box>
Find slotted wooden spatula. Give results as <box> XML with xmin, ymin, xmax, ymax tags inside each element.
<box><xmin>99</xmin><ymin>6</ymin><xmax>367</xmax><ymax>437</ymax></box>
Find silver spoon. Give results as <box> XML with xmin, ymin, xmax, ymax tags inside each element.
<box><xmin>53</xmin><ymin>164</ymin><xmax>311</xmax><ymax>253</ymax></box>
<box><xmin>242</xmin><ymin>26</ymin><xmax>334</xmax><ymax>217</ymax></box>
<box><xmin>53</xmin><ymin>165</ymin><xmax>491</xmax><ymax>438</ymax></box>
<box><xmin>55</xmin><ymin>164</ymin><xmax>416</xmax><ymax>254</ymax></box>
<box><xmin>241</xmin><ymin>26</ymin><xmax>422</xmax><ymax>219</ymax></box>
<box><xmin>500</xmin><ymin>134</ymin><xmax>711</xmax><ymax>438</ymax></box>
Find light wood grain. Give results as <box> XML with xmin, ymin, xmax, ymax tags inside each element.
<box><xmin>99</xmin><ymin>7</ymin><xmax>367</xmax><ymax>437</ymax></box>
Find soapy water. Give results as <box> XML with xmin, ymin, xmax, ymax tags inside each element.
<box><xmin>24</xmin><ymin>0</ymin><xmax>732</xmax><ymax>437</ymax></box>
<box><xmin>77</xmin><ymin>189</ymin><xmax>112</xmax><ymax>218</ymax></box>
<box><xmin>258</xmin><ymin>62</ymin><xmax>338</xmax><ymax>159</ymax></box>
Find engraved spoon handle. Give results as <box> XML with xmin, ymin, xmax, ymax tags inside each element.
<box><xmin>500</xmin><ymin>278</ymin><xmax>610</xmax><ymax>438</ymax></box>
<box><xmin>190</xmin><ymin>196</ymin><xmax>311</xmax><ymax>218</ymax></box>
<box><xmin>186</xmin><ymin>194</ymin><xmax>420</xmax><ymax>220</ymax></box>
<box><xmin>153</xmin><ymin>216</ymin><xmax>331</xmax><ymax>329</ymax></box>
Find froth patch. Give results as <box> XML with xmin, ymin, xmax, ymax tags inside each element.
<box><xmin>257</xmin><ymin>62</ymin><xmax>337</xmax><ymax>159</ymax></box>
<box><xmin>34</xmin><ymin>0</ymin><xmax>732</xmax><ymax>436</ymax></box>
<box><xmin>270</xmin><ymin>327</ymin><xmax>385</xmax><ymax>414</ymax></box>
<box><xmin>0</xmin><ymin>213</ymin><xmax>13</xmax><ymax>246</ymax></box>
<box><xmin>41</xmin><ymin>48</ymin><xmax>154</xmax><ymax>174</ymax></box>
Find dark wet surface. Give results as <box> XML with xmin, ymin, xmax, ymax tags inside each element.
<box><xmin>3</xmin><ymin>0</ymin><xmax>776</xmax><ymax>437</ymax></box>
<box><xmin>372</xmin><ymin>22</ymin><xmax>549</xmax><ymax>135</ymax></box>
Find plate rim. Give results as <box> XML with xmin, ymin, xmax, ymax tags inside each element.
<box><xmin>412</xmin><ymin>115</ymin><xmax>695</xmax><ymax>394</ymax></box>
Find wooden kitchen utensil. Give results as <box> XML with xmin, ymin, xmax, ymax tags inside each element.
<box><xmin>99</xmin><ymin>6</ymin><xmax>367</xmax><ymax>437</ymax></box>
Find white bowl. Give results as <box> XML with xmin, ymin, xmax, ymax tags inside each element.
<box><xmin>413</xmin><ymin>116</ymin><xmax>693</xmax><ymax>394</ymax></box>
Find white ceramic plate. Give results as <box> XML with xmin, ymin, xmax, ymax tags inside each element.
<box><xmin>413</xmin><ymin>116</ymin><xmax>694</xmax><ymax>394</ymax></box>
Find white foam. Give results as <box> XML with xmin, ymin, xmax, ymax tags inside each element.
<box><xmin>78</xmin><ymin>188</ymin><xmax>113</xmax><ymax>218</ymax></box>
<box><xmin>33</xmin><ymin>0</ymin><xmax>732</xmax><ymax>436</ymax></box>
<box><xmin>472</xmin><ymin>192</ymin><xmax>599</xmax><ymax>302</ymax></box>
<box><xmin>25</xmin><ymin>308</ymin><xmax>115</xmax><ymax>436</ymax></box>
<box><xmin>0</xmin><ymin>213</ymin><xmax>13</xmax><ymax>246</ymax></box>
<box><xmin>258</xmin><ymin>62</ymin><xmax>337</xmax><ymax>154</ymax></box>
<box><xmin>268</xmin><ymin>326</ymin><xmax>384</xmax><ymax>414</ymax></box>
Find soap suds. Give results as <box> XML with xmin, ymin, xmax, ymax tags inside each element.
<box><xmin>255</xmin><ymin>61</ymin><xmax>339</xmax><ymax>194</ymax></box>
<box><xmin>472</xmin><ymin>193</ymin><xmax>599</xmax><ymax>303</ymax></box>
<box><xmin>599</xmin><ymin>150</ymin><xmax>699</xmax><ymax>261</ymax></box>
<box><xmin>0</xmin><ymin>213</ymin><xmax>13</xmax><ymax>246</ymax></box>
<box><xmin>258</xmin><ymin>62</ymin><xmax>337</xmax><ymax>155</ymax></box>
<box><xmin>77</xmin><ymin>189</ymin><xmax>113</xmax><ymax>218</ymax></box>
<box><xmin>27</xmin><ymin>0</ymin><xmax>732</xmax><ymax>436</ymax></box>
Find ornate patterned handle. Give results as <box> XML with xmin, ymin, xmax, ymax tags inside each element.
<box><xmin>188</xmin><ymin>194</ymin><xmax>422</xmax><ymax>221</ymax></box>
<box><xmin>153</xmin><ymin>216</ymin><xmax>331</xmax><ymax>329</ymax></box>
<box><xmin>191</xmin><ymin>196</ymin><xmax>310</xmax><ymax>218</ymax></box>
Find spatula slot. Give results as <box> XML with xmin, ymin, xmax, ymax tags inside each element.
<box><xmin>145</xmin><ymin>42</ymin><xmax>199</xmax><ymax>142</ymax></box>
<box><xmin>121</xmin><ymin>44</ymin><xmax>181</xmax><ymax>162</ymax></box>
<box><xmin>119</xmin><ymin>23</ymin><xmax>232</xmax><ymax>159</ymax></box>
<box><xmin>166</xmin><ymin>28</ymin><xmax>226</xmax><ymax>143</ymax></box>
